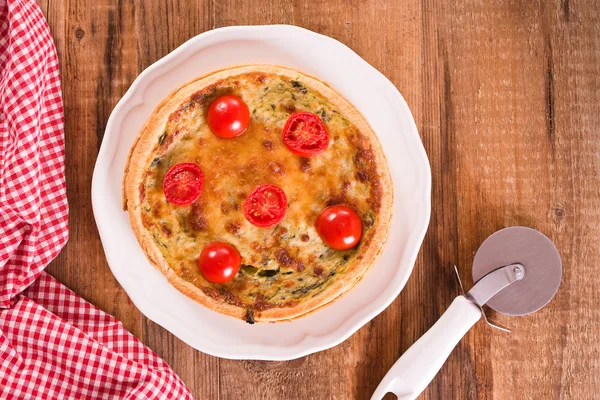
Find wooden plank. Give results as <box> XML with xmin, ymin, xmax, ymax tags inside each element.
<box><xmin>36</xmin><ymin>0</ymin><xmax>600</xmax><ymax>398</ymax></box>
<box><xmin>425</xmin><ymin>0</ymin><xmax>600</xmax><ymax>399</ymax></box>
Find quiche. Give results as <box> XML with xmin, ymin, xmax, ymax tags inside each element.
<box><xmin>123</xmin><ymin>64</ymin><xmax>393</xmax><ymax>323</ymax></box>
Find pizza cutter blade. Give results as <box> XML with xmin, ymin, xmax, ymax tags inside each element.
<box><xmin>371</xmin><ymin>226</ymin><xmax>562</xmax><ymax>400</ymax></box>
<box><xmin>471</xmin><ymin>226</ymin><xmax>562</xmax><ymax>316</ymax></box>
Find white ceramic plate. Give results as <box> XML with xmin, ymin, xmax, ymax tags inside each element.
<box><xmin>92</xmin><ymin>25</ymin><xmax>431</xmax><ymax>360</ymax></box>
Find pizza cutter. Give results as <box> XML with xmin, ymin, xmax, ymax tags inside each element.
<box><xmin>371</xmin><ymin>226</ymin><xmax>562</xmax><ymax>400</ymax></box>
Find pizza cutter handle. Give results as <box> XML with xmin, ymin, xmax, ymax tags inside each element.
<box><xmin>370</xmin><ymin>296</ymin><xmax>482</xmax><ymax>400</ymax></box>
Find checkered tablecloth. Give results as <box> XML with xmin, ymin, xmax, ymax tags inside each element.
<box><xmin>0</xmin><ymin>0</ymin><xmax>193</xmax><ymax>398</ymax></box>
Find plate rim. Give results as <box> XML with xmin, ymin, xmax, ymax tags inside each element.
<box><xmin>92</xmin><ymin>24</ymin><xmax>431</xmax><ymax>360</ymax></box>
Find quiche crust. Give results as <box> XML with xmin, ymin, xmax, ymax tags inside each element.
<box><xmin>123</xmin><ymin>64</ymin><xmax>393</xmax><ymax>322</ymax></box>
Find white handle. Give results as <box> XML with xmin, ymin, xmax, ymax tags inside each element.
<box><xmin>371</xmin><ymin>296</ymin><xmax>482</xmax><ymax>400</ymax></box>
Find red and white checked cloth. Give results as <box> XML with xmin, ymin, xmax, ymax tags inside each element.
<box><xmin>0</xmin><ymin>0</ymin><xmax>194</xmax><ymax>398</ymax></box>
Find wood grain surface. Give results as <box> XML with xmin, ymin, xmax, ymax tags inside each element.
<box><xmin>37</xmin><ymin>0</ymin><xmax>600</xmax><ymax>398</ymax></box>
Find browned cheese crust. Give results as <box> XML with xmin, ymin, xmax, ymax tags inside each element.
<box><xmin>123</xmin><ymin>65</ymin><xmax>393</xmax><ymax>322</ymax></box>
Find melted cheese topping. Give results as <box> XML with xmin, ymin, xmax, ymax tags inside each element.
<box><xmin>140</xmin><ymin>72</ymin><xmax>381</xmax><ymax>314</ymax></box>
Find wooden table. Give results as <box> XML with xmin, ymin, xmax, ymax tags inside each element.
<box><xmin>39</xmin><ymin>0</ymin><xmax>600</xmax><ymax>398</ymax></box>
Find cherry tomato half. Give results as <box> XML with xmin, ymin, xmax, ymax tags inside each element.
<box><xmin>316</xmin><ymin>205</ymin><xmax>363</xmax><ymax>250</ymax></box>
<box><xmin>207</xmin><ymin>94</ymin><xmax>250</xmax><ymax>138</ymax></box>
<box><xmin>198</xmin><ymin>242</ymin><xmax>241</xmax><ymax>284</ymax></box>
<box><xmin>163</xmin><ymin>163</ymin><xmax>204</xmax><ymax>206</ymax></box>
<box><xmin>282</xmin><ymin>112</ymin><xmax>329</xmax><ymax>157</ymax></box>
<box><xmin>243</xmin><ymin>184</ymin><xmax>287</xmax><ymax>228</ymax></box>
